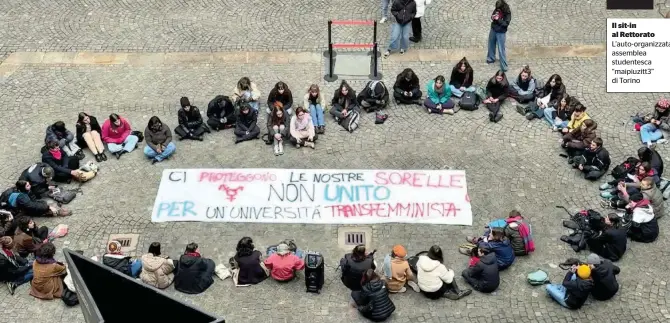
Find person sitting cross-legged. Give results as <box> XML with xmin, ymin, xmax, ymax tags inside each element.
<box><xmin>508</xmin><ymin>65</ymin><xmax>536</xmax><ymax>104</ymax></box>
<box><xmin>234</xmin><ymin>103</ymin><xmax>261</xmax><ymax>144</ymax></box>
<box><xmin>461</xmin><ymin>247</ymin><xmax>500</xmax><ymax>293</ymax></box>
<box><xmin>561</xmin><ymin>105</ymin><xmax>591</xmax><ymax>135</ymax></box>
<box><xmin>101</xmin><ymin>113</ymin><xmax>139</xmax><ymax>159</ymax></box>
<box><xmin>289</xmin><ymin>107</ymin><xmax>316</xmax><ymax>149</ymax></box>
<box><xmin>571</xmin><ymin>138</ymin><xmax>611</xmax><ymax>180</ymax></box>
<box><xmin>174</xmin><ymin>242</ymin><xmax>216</xmax><ymax>294</ymax></box>
<box><xmin>139</xmin><ymin>242</ymin><xmax>175</xmax><ymax>290</ymax></box>
<box><xmin>206</xmin><ymin>95</ymin><xmax>236</xmax><ymax>131</ymax></box>
<box><xmin>232</xmin><ymin>77</ymin><xmax>261</xmax><ymax>111</ymax></box>
<box><xmin>45</xmin><ymin>121</ymin><xmax>84</xmax><ymax>159</ymax></box>
<box><xmin>381</xmin><ymin>245</ymin><xmax>420</xmax><ymax>293</ymax></box>
<box><xmin>560</xmin><ymin>119</ymin><xmax>597</xmax><ymax>163</ymax></box>
<box><xmin>484</xmin><ymin>70</ymin><xmax>509</xmax><ymax>122</ymax></box>
<box><xmin>393</xmin><ymin>68</ymin><xmax>422</xmax><ymax>105</ymax></box>
<box><xmin>102</xmin><ymin>240</ymin><xmax>142</xmax><ymax>278</ymax></box>
<box><xmin>267</xmin><ymin>103</ymin><xmax>290</xmax><ymax>156</ymax></box>
<box><xmin>267</xmin><ymin>81</ymin><xmax>294</xmax><ymax>115</ymax></box>
<box><xmin>0</xmin><ymin>236</ymin><xmax>33</xmax><ymax>295</ymax></box>
<box><xmin>233</xmin><ymin>237</ymin><xmax>268</xmax><ymax>286</ymax></box>
<box><xmin>522</xmin><ymin>74</ymin><xmax>565</xmax><ymax>121</ymax></box>
<box><xmin>545</xmin><ymin>264</ymin><xmax>593</xmax><ymax>309</ymax></box>
<box><xmin>357</xmin><ymin>81</ymin><xmax>389</xmax><ymax>113</ymax></box>
<box><xmin>330</xmin><ymin>80</ymin><xmax>360</xmax><ymax>121</ymax></box>
<box><xmin>263</xmin><ymin>243</ymin><xmax>305</xmax><ymax>282</ymax></box>
<box><xmin>75</xmin><ymin>112</ymin><xmax>107</xmax><ymax>162</ymax></box>
<box><xmin>144</xmin><ymin>116</ymin><xmax>176</xmax><ymax>164</ymax></box>
<box><xmin>424</xmin><ymin>75</ymin><xmax>455</xmax><ymax>114</ymax></box>
<box><xmin>416</xmin><ymin>245</ymin><xmax>471</xmax><ymax>300</ymax></box>
<box><xmin>449</xmin><ymin>57</ymin><xmax>476</xmax><ymax>98</ymax></box>
<box><xmin>639</xmin><ymin>98</ymin><xmax>670</xmax><ymax>147</ymax></box>
<box><xmin>175</xmin><ymin>97</ymin><xmax>209</xmax><ymax>141</ymax></box>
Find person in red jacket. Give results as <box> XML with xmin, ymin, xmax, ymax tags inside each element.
<box><xmin>101</xmin><ymin>113</ymin><xmax>139</xmax><ymax>159</ymax></box>
<box><xmin>263</xmin><ymin>243</ymin><xmax>305</xmax><ymax>282</ymax></box>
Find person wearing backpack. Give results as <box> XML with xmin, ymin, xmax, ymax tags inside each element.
<box><xmin>546</xmin><ymin>264</ymin><xmax>593</xmax><ymax>309</ymax></box>
<box><xmin>503</xmin><ymin>210</ymin><xmax>534</xmax><ymax>256</ymax></box>
<box><xmin>586</xmin><ymin>254</ymin><xmax>620</xmax><ymax>301</ymax></box>
<box><xmin>483</xmin><ymin>70</ymin><xmax>509</xmax><ymax>122</ymax></box>
<box><xmin>476</xmin><ymin>229</ymin><xmax>515</xmax><ymax>270</ymax></box>
<box><xmin>424</xmin><ymin>75</ymin><xmax>456</xmax><ymax>114</ymax></box>
<box><xmin>393</xmin><ymin>69</ymin><xmax>422</xmax><ymax>105</ymax></box>
<box><xmin>2</xmin><ymin>181</ymin><xmax>70</xmax><ymax>217</ymax></box>
<box><xmin>357</xmin><ymin>81</ymin><xmax>389</xmax><ymax>113</ymax></box>
<box><xmin>449</xmin><ymin>58</ymin><xmax>476</xmax><ymax>98</ymax></box>
<box><xmin>340</xmin><ymin>245</ymin><xmax>376</xmax><ymax>294</ymax></box>
<box><xmin>461</xmin><ymin>247</ymin><xmax>499</xmax><ymax>293</ymax></box>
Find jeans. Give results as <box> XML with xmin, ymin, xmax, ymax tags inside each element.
<box><xmin>487</xmin><ymin>29</ymin><xmax>508</xmax><ymax>71</ymax></box>
<box><xmin>388</xmin><ymin>23</ymin><xmax>411</xmax><ymax>52</ymax></box>
<box><xmin>144</xmin><ymin>142</ymin><xmax>176</xmax><ymax>161</ymax></box>
<box><xmin>131</xmin><ymin>259</ymin><xmax>142</xmax><ymax>278</ymax></box>
<box><xmin>449</xmin><ymin>85</ymin><xmax>476</xmax><ymax>98</ymax></box>
<box><xmin>640</xmin><ymin>123</ymin><xmax>664</xmax><ymax>144</ymax></box>
<box><xmin>381</xmin><ymin>0</ymin><xmax>390</xmax><ymax>18</ymax></box>
<box><xmin>15</xmin><ymin>266</ymin><xmax>33</xmax><ymax>285</ymax></box>
<box><xmin>309</xmin><ymin>104</ymin><xmax>325</xmax><ymax>126</ymax></box>
<box><xmin>543</xmin><ymin>108</ymin><xmax>569</xmax><ymax>128</ymax></box>
<box><xmin>546</xmin><ymin>274</ymin><xmax>575</xmax><ymax>308</ymax></box>
<box><xmin>107</xmin><ymin>135</ymin><xmax>139</xmax><ymax>153</ymax></box>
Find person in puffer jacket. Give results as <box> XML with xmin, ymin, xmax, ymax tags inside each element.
<box><xmin>461</xmin><ymin>248</ymin><xmax>499</xmax><ymax>293</ymax></box>
<box><xmin>354</xmin><ymin>269</ymin><xmax>396</xmax><ymax>322</ymax></box>
<box><xmin>503</xmin><ymin>211</ymin><xmax>530</xmax><ymax>256</ymax></box>
<box><xmin>340</xmin><ymin>245</ymin><xmax>376</xmax><ymax>291</ymax></box>
<box><xmin>102</xmin><ymin>240</ymin><xmax>142</xmax><ymax>278</ymax></box>
<box><xmin>174</xmin><ymin>242</ymin><xmax>216</xmax><ymax>294</ymax></box>
<box><xmin>477</xmin><ymin>229</ymin><xmax>515</xmax><ymax>270</ymax></box>
<box><xmin>625</xmin><ymin>193</ymin><xmax>659</xmax><ymax>243</ymax></box>
<box><xmin>139</xmin><ymin>242</ymin><xmax>175</xmax><ymax>289</ymax></box>
<box><xmin>416</xmin><ymin>245</ymin><xmax>471</xmax><ymax>300</ymax></box>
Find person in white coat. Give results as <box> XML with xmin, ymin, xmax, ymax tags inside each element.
<box><xmin>416</xmin><ymin>245</ymin><xmax>471</xmax><ymax>300</ymax></box>
<box><xmin>411</xmin><ymin>0</ymin><xmax>432</xmax><ymax>42</ymax></box>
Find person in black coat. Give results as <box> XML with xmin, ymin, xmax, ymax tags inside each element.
<box><xmin>174</xmin><ymin>242</ymin><xmax>215</xmax><ymax>294</ymax></box>
<box><xmin>586</xmin><ymin>254</ymin><xmax>620</xmax><ymax>301</ymax></box>
<box><xmin>383</xmin><ymin>0</ymin><xmax>416</xmax><ymax>57</ymax></box>
<box><xmin>75</xmin><ymin>112</ymin><xmax>107</xmax><ymax>162</ymax></box>
<box><xmin>484</xmin><ymin>70</ymin><xmax>509</xmax><ymax>122</ymax></box>
<box><xmin>524</xmin><ymin>74</ymin><xmax>566</xmax><ymax>121</ymax></box>
<box><xmin>638</xmin><ymin>146</ymin><xmax>664</xmax><ymax>176</ymax></box>
<box><xmin>546</xmin><ymin>265</ymin><xmax>594</xmax><ymax>309</ymax></box>
<box><xmin>18</xmin><ymin>163</ymin><xmax>54</xmax><ymax>199</ymax></box>
<box><xmin>233</xmin><ymin>237</ymin><xmax>267</xmax><ymax>285</ymax></box>
<box><xmin>266</xmin><ymin>81</ymin><xmax>294</xmax><ymax>115</ymax></box>
<box><xmin>1</xmin><ymin>181</ymin><xmax>52</xmax><ymax>217</ymax></box>
<box><xmin>393</xmin><ymin>68</ymin><xmax>422</xmax><ymax>105</ymax></box>
<box><xmin>357</xmin><ymin>81</ymin><xmax>390</xmax><ymax>112</ymax></box>
<box><xmin>340</xmin><ymin>245</ymin><xmax>376</xmax><ymax>291</ymax></box>
<box><xmin>354</xmin><ymin>269</ymin><xmax>396</xmax><ymax>322</ymax></box>
<box><xmin>42</xmin><ymin>140</ymin><xmax>80</xmax><ymax>183</ymax></box>
<box><xmin>585</xmin><ymin>214</ymin><xmax>627</xmax><ymax>262</ymax></box>
<box><xmin>234</xmin><ymin>103</ymin><xmax>261</xmax><ymax>144</ymax></box>
<box><xmin>330</xmin><ymin>81</ymin><xmax>360</xmax><ymax>121</ymax></box>
<box><xmin>461</xmin><ymin>248</ymin><xmax>500</xmax><ymax>293</ymax></box>
<box><xmin>449</xmin><ymin>57</ymin><xmax>476</xmax><ymax>98</ymax></box>
<box><xmin>0</xmin><ymin>236</ymin><xmax>33</xmax><ymax>295</ymax></box>
<box><xmin>206</xmin><ymin>95</ymin><xmax>236</xmax><ymax>131</ymax></box>
<box><xmin>573</xmin><ymin>138</ymin><xmax>611</xmax><ymax>180</ymax></box>
<box><xmin>175</xmin><ymin>97</ymin><xmax>210</xmax><ymax>141</ymax></box>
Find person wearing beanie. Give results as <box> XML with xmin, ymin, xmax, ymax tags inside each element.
<box><xmin>0</xmin><ymin>236</ymin><xmax>33</xmax><ymax>295</ymax></box>
<box><xmin>587</xmin><ymin>253</ymin><xmax>620</xmax><ymax>301</ymax></box>
<box><xmin>102</xmin><ymin>240</ymin><xmax>143</xmax><ymax>278</ymax></box>
<box><xmin>625</xmin><ymin>192</ymin><xmax>659</xmax><ymax>243</ymax></box>
<box><xmin>263</xmin><ymin>243</ymin><xmax>305</xmax><ymax>282</ymax></box>
<box><xmin>382</xmin><ymin>244</ymin><xmax>419</xmax><ymax>293</ymax></box>
<box><xmin>234</xmin><ymin>103</ymin><xmax>261</xmax><ymax>144</ymax></box>
<box><xmin>175</xmin><ymin>96</ymin><xmax>210</xmax><ymax>141</ymax></box>
<box><xmin>546</xmin><ymin>264</ymin><xmax>593</xmax><ymax>309</ymax></box>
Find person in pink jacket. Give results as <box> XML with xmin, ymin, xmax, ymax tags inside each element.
<box><xmin>263</xmin><ymin>243</ymin><xmax>305</xmax><ymax>282</ymax></box>
<box><xmin>101</xmin><ymin>113</ymin><xmax>139</xmax><ymax>159</ymax></box>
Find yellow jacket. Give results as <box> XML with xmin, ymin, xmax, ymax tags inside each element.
<box><xmin>567</xmin><ymin>112</ymin><xmax>591</xmax><ymax>131</ymax></box>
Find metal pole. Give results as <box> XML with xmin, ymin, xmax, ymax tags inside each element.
<box><xmin>373</xmin><ymin>20</ymin><xmax>377</xmax><ymax>44</ymax></box>
<box><xmin>328</xmin><ymin>20</ymin><xmax>332</xmax><ymax>46</ymax></box>
<box><xmin>372</xmin><ymin>43</ymin><xmax>378</xmax><ymax>78</ymax></box>
<box><xmin>328</xmin><ymin>20</ymin><xmax>333</xmax><ymax>78</ymax></box>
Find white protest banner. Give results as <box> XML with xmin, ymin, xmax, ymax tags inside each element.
<box><xmin>151</xmin><ymin>169</ymin><xmax>473</xmax><ymax>225</ymax></box>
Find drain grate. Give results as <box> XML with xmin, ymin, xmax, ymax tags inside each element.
<box><xmin>117</xmin><ymin>238</ymin><xmax>132</xmax><ymax>247</ymax></box>
<box><xmin>345</xmin><ymin>232</ymin><xmax>366</xmax><ymax>245</ymax></box>
<box><xmin>108</xmin><ymin>234</ymin><xmax>140</xmax><ymax>253</ymax></box>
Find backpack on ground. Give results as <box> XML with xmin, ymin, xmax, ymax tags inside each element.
<box><xmin>339</xmin><ymin>110</ymin><xmax>360</xmax><ymax>132</ymax></box>
<box><xmin>407</xmin><ymin>251</ymin><xmax>428</xmax><ymax>274</ymax></box>
<box><xmin>50</xmin><ymin>188</ymin><xmax>78</xmax><ymax>204</ymax></box>
<box><xmin>611</xmin><ymin>157</ymin><xmax>639</xmax><ymax>179</ymax></box>
<box><xmin>527</xmin><ymin>269</ymin><xmax>549</xmax><ymax>285</ymax></box>
<box><xmin>131</xmin><ymin>130</ymin><xmax>144</xmax><ymax>142</ymax></box>
<box><xmin>459</xmin><ymin>91</ymin><xmax>480</xmax><ymax>111</ymax></box>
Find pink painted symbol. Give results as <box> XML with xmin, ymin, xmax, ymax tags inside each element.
<box><xmin>219</xmin><ymin>184</ymin><xmax>244</xmax><ymax>202</ymax></box>
<box><xmin>465</xmin><ymin>194</ymin><xmax>470</xmax><ymax>203</ymax></box>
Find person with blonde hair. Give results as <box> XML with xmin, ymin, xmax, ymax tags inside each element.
<box><xmin>304</xmin><ymin>84</ymin><xmax>326</xmax><ymax>134</ymax></box>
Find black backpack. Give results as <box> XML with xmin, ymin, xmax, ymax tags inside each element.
<box><xmin>611</xmin><ymin>157</ymin><xmax>638</xmax><ymax>179</ymax></box>
<box><xmin>339</xmin><ymin>110</ymin><xmax>360</xmax><ymax>132</ymax></box>
<box><xmin>407</xmin><ymin>251</ymin><xmax>428</xmax><ymax>274</ymax></box>
<box><xmin>459</xmin><ymin>91</ymin><xmax>479</xmax><ymax>111</ymax></box>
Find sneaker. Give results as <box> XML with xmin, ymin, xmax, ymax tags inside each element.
<box><xmin>101</xmin><ymin>153</ymin><xmax>108</xmax><ymax>161</ymax></box>
<box><xmin>458</xmin><ymin>289</ymin><xmax>472</xmax><ymax>299</ymax></box>
<box><xmin>552</xmin><ymin>126</ymin><xmax>558</xmax><ymax>132</ymax></box>
<box><xmin>407</xmin><ymin>281</ymin><xmax>420</xmax><ymax>292</ymax></box>
<box><xmin>383</xmin><ymin>51</ymin><xmax>390</xmax><ymax>58</ymax></box>
<box><xmin>6</xmin><ymin>282</ymin><xmax>16</xmax><ymax>295</ymax></box>
<box><xmin>458</xmin><ymin>247</ymin><xmax>472</xmax><ymax>256</ymax></box>
<box><xmin>380</xmin><ymin>17</ymin><xmax>388</xmax><ymax>23</ymax></box>
<box><xmin>601</xmin><ymin>191</ymin><xmax>614</xmax><ymax>199</ymax></box>
<box><xmin>525</xmin><ymin>113</ymin><xmax>536</xmax><ymax>120</ymax></box>
<box><xmin>465</xmin><ymin>236</ymin><xmax>478</xmax><ymax>244</ymax></box>
<box><xmin>56</xmin><ymin>208</ymin><xmax>72</xmax><ymax>217</ymax></box>
<box><xmin>397</xmin><ymin>287</ymin><xmax>407</xmax><ymax>293</ymax></box>
<box><xmin>295</xmin><ymin>143</ymin><xmax>301</xmax><ymax>148</ymax></box>
<box><xmin>658</xmin><ymin>139</ymin><xmax>668</xmax><ymax>144</ymax></box>
<box><xmin>600</xmin><ymin>199</ymin><xmax>612</xmax><ymax>208</ymax></box>
<box><xmin>274</xmin><ymin>144</ymin><xmax>280</xmax><ymax>156</ymax></box>
<box><xmin>409</xmin><ymin>36</ymin><xmax>420</xmax><ymax>43</ymax></box>
<box><xmin>515</xmin><ymin>104</ymin><xmax>527</xmax><ymax>115</ymax></box>
<box><xmin>444</xmin><ymin>109</ymin><xmax>455</xmax><ymax>115</ymax></box>
<box><xmin>400</xmin><ymin>49</ymin><xmax>405</xmax><ymax>54</ymax></box>
<box><xmin>278</xmin><ymin>142</ymin><xmax>284</xmax><ymax>155</ymax></box>
<box><xmin>443</xmin><ymin>291</ymin><xmax>462</xmax><ymax>300</ymax></box>
<box><xmin>600</xmin><ymin>183</ymin><xmax>613</xmax><ymax>190</ymax></box>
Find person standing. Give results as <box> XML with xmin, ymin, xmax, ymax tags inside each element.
<box><xmin>486</xmin><ymin>0</ymin><xmax>511</xmax><ymax>72</ymax></box>
<box><xmin>384</xmin><ymin>0</ymin><xmax>417</xmax><ymax>58</ymax></box>
<box><xmin>411</xmin><ymin>0</ymin><xmax>432</xmax><ymax>42</ymax></box>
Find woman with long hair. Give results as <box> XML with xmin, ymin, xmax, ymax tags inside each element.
<box><xmin>144</xmin><ymin>116</ymin><xmax>175</xmax><ymax>164</ymax></box>
<box><xmin>304</xmin><ymin>84</ymin><xmax>326</xmax><ymax>134</ymax></box>
<box><xmin>393</xmin><ymin>68</ymin><xmax>422</xmax><ymax>104</ymax></box>
<box><xmin>266</xmin><ymin>102</ymin><xmax>290</xmax><ymax>155</ymax></box>
<box><xmin>484</xmin><ymin>70</ymin><xmax>509</xmax><ymax>122</ymax></box>
<box><xmin>449</xmin><ymin>58</ymin><xmax>476</xmax><ymax>98</ymax></box>
<box><xmin>487</xmin><ymin>0</ymin><xmax>512</xmax><ymax>72</ymax></box>
<box><xmin>523</xmin><ymin>74</ymin><xmax>566</xmax><ymax>121</ymax></box>
<box><xmin>267</xmin><ymin>81</ymin><xmax>294</xmax><ymax>115</ymax></box>
<box><xmin>75</xmin><ymin>112</ymin><xmax>107</xmax><ymax>162</ymax></box>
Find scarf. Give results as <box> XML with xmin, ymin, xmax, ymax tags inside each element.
<box><xmin>36</xmin><ymin>256</ymin><xmax>57</xmax><ymax>264</ymax></box>
<box><xmin>468</xmin><ymin>256</ymin><xmax>480</xmax><ymax>267</ymax></box>
<box><xmin>185</xmin><ymin>252</ymin><xmax>201</xmax><ymax>258</ymax></box>
<box><xmin>50</xmin><ymin>149</ymin><xmax>62</xmax><ymax>160</ymax></box>
<box><xmin>505</xmin><ymin>216</ymin><xmax>535</xmax><ymax>253</ymax></box>
<box><xmin>295</xmin><ymin>116</ymin><xmax>310</xmax><ymax>131</ymax></box>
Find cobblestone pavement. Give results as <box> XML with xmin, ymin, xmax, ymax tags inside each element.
<box><xmin>0</xmin><ymin>0</ymin><xmax>663</xmax><ymax>60</ymax></box>
<box><xmin>0</xmin><ymin>50</ymin><xmax>669</xmax><ymax>322</ymax></box>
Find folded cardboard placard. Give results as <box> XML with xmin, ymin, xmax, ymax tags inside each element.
<box><xmin>63</xmin><ymin>249</ymin><xmax>224</xmax><ymax>323</ymax></box>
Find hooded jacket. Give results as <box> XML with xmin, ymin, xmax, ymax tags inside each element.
<box><xmin>357</xmin><ymin>280</ymin><xmax>396</xmax><ymax>322</ymax></box>
<box><xmin>2</xmin><ymin>188</ymin><xmax>50</xmax><ymax>216</ymax></box>
<box><xmin>178</xmin><ymin>107</ymin><xmax>204</xmax><ymax>130</ymax></box>
<box><xmin>415</xmin><ymin>255</ymin><xmax>454</xmax><ymax>292</ymax></box>
<box><xmin>586</xmin><ymin>228</ymin><xmax>627</xmax><ymax>262</ymax></box>
<box><xmin>490</xmin><ymin>8</ymin><xmax>512</xmax><ymax>33</ymax></box>
<box><xmin>340</xmin><ymin>253</ymin><xmax>375</xmax><ymax>291</ymax></box>
<box><xmin>45</xmin><ymin>124</ymin><xmax>75</xmax><ymax>147</ymax></box>
<box><xmin>207</xmin><ymin>95</ymin><xmax>236</xmax><ymax>120</ymax></box>
<box><xmin>267</xmin><ymin>88</ymin><xmax>294</xmax><ymax>108</ymax></box>
<box><xmin>503</xmin><ymin>222</ymin><xmax>526</xmax><ymax>256</ymax></box>
<box><xmin>235</xmin><ymin>249</ymin><xmax>267</xmax><ymax>285</ymax></box>
<box><xmin>566</xmin><ymin>112</ymin><xmax>591</xmax><ymax>132</ymax></box>
<box><xmin>449</xmin><ymin>68</ymin><xmax>474</xmax><ymax>89</ymax></box>
<box><xmin>174</xmin><ymin>254</ymin><xmax>215</xmax><ymax>294</ymax></box>
<box><xmin>18</xmin><ymin>163</ymin><xmax>51</xmax><ymax>198</ymax></box>
<box><xmin>563</xmin><ymin>271</ymin><xmax>594</xmax><ymax>309</ymax></box>
<box><xmin>384</xmin><ymin>256</ymin><xmax>414</xmax><ymax>292</ymax></box>
<box><xmin>357</xmin><ymin>81</ymin><xmax>390</xmax><ymax>106</ymax></box>
<box><xmin>101</xmin><ymin>117</ymin><xmax>132</xmax><ymax>144</ymax></box>
<box><xmin>479</xmin><ymin>239</ymin><xmax>515</xmax><ymax>269</ymax></box>
<box><xmin>102</xmin><ymin>253</ymin><xmax>133</xmax><ymax>276</ymax></box>
<box><xmin>582</xmin><ymin>146</ymin><xmax>611</xmax><ymax>172</ymax></box>
<box><xmin>139</xmin><ymin>253</ymin><xmax>175</xmax><ymax>289</ymax></box>
<box><xmin>628</xmin><ymin>201</ymin><xmax>659</xmax><ymax>243</ymax></box>
<box><xmin>394</xmin><ymin>74</ymin><xmax>421</xmax><ymax>95</ymax></box>
<box><xmin>563</xmin><ymin>122</ymin><xmax>597</xmax><ymax>150</ymax></box>
<box><xmin>590</xmin><ymin>259</ymin><xmax>620</xmax><ymax>301</ymax></box>
<box><xmin>75</xmin><ymin>116</ymin><xmax>102</xmax><ymax>148</ymax></box>
<box><xmin>391</xmin><ymin>0</ymin><xmax>417</xmax><ymax>25</ymax></box>
<box><xmin>640</xmin><ymin>184</ymin><xmax>665</xmax><ymax>218</ymax></box>
<box><xmin>462</xmin><ymin>252</ymin><xmax>499</xmax><ymax>293</ymax></box>
<box><xmin>236</xmin><ymin>109</ymin><xmax>259</xmax><ymax>131</ymax></box>
<box><xmin>144</xmin><ymin>123</ymin><xmax>172</xmax><ymax>152</ymax></box>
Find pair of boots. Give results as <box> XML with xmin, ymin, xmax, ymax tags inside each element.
<box><xmin>273</xmin><ymin>141</ymin><xmax>284</xmax><ymax>156</ymax></box>
<box><xmin>489</xmin><ymin>111</ymin><xmax>503</xmax><ymax>122</ymax></box>
<box><xmin>315</xmin><ymin>126</ymin><xmax>325</xmax><ymax>134</ymax></box>
<box><xmin>94</xmin><ymin>153</ymin><xmax>107</xmax><ymax>162</ymax></box>
<box><xmin>560</xmin><ymin>220</ymin><xmax>587</xmax><ymax>252</ymax></box>
<box><xmin>442</xmin><ymin>281</ymin><xmax>472</xmax><ymax>300</ymax></box>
